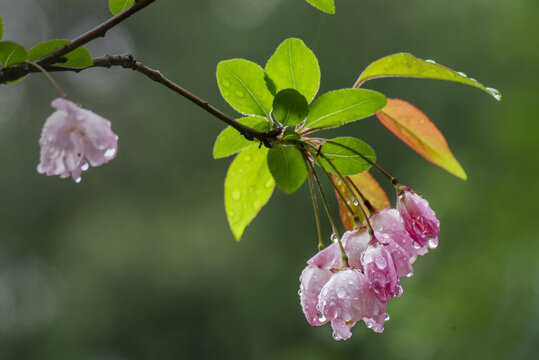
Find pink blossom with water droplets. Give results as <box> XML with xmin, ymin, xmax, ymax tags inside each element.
<box><xmin>37</xmin><ymin>98</ymin><xmax>118</xmax><ymax>181</ymax></box>
<box><xmin>361</xmin><ymin>243</ymin><xmax>402</xmax><ymax>302</ymax></box>
<box><xmin>397</xmin><ymin>188</ymin><xmax>440</xmax><ymax>251</ymax></box>
<box><xmin>299</xmin><ymin>265</ymin><xmax>332</xmax><ymax>326</ymax></box>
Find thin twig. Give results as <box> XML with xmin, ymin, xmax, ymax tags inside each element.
<box><xmin>36</xmin><ymin>0</ymin><xmax>157</xmax><ymax>66</ymax></box>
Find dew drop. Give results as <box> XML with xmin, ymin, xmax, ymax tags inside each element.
<box><xmin>265</xmin><ymin>179</ymin><xmax>273</xmax><ymax>188</ymax></box>
<box><xmin>232</xmin><ymin>189</ymin><xmax>241</xmax><ymax>200</ymax></box>
<box><xmin>74</xmin><ymin>177</ymin><xmax>82</xmax><ymax>184</ymax></box>
<box><xmin>427</xmin><ymin>237</ymin><xmax>439</xmax><ymax>249</ymax></box>
<box><xmin>412</xmin><ymin>241</ymin><xmax>421</xmax><ymax>249</ymax></box>
<box><xmin>235</xmin><ymin>90</ymin><xmax>245</xmax><ymax>98</ymax></box>
<box><xmin>229</xmin><ymin>211</ymin><xmax>235</xmax><ymax>218</ymax></box>
<box><xmin>104</xmin><ymin>148</ymin><xmax>116</xmax><ymax>159</ymax></box>
<box><xmin>81</xmin><ymin>161</ymin><xmax>89</xmax><ymax>171</ymax></box>
<box><xmin>469</xmin><ymin>78</ymin><xmax>477</xmax><ymax>82</ymax></box>
<box><xmin>332</xmin><ymin>331</ymin><xmax>342</xmax><ymax>340</ymax></box>
<box><xmin>330</xmin><ymin>233</ymin><xmax>338</xmax><ymax>243</ymax></box>
<box><xmin>366</xmin><ymin>322</ymin><xmax>373</xmax><ymax>329</ymax></box>
<box><xmin>352</xmin><ymin>198</ymin><xmax>359</xmax><ymax>206</ymax></box>
<box><xmin>298</xmin><ymin>289</ymin><xmax>302</xmax><ymax>296</ymax></box>
<box><xmin>425</xmin><ymin>59</ymin><xmax>436</xmax><ymax>64</ymax></box>
<box><xmin>222</xmin><ymin>79</ymin><xmax>231</xmax><ymax>88</ymax></box>
<box><xmin>318</xmin><ymin>314</ymin><xmax>326</xmax><ymax>322</ymax></box>
<box><xmin>244</xmin><ymin>155</ymin><xmax>252</xmax><ymax>162</ymax></box>
<box><xmin>486</xmin><ymin>87</ymin><xmax>502</xmax><ymax>101</ymax></box>
<box><xmin>406</xmin><ymin>271</ymin><xmax>413</xmax><ymax>278</ymax></box>
<box><xmin>457</xmin><ymin>71</ymin><xmax>467</xmax><ymax>77</ymax></box>
<box><xmin>337</xmin><ymin>287</ymin><xmax>347</xmax><ymax>298</ymax></box>
<box><xmin>385</xmin><ymin>313</ymin><xmax>390</xmax><ymax>321</ymax></box>
<box><xmin>375</xmin><ymin>255</ymin><xmax>387</xmax><ymax>269</ymax></box>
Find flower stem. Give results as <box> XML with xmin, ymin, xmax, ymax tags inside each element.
<box><xmin>25</xmin><ymin>61</ymin><xmax>67</xmax><ymax>98</ymax></box>
<box><xmin>304</xmin><ymin>153</ymin><xmax>324</xmax><ymax>251</ymax></box>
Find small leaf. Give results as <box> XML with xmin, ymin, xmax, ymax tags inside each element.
<box><xmin>0</xmin><ymin>41</ymin><xmax>26</xmax><ymax>67</ymax></box>
<box><xmin>265</xmin><ymin>38</ymin><xmax>321</xmax><ymax>102</ymax></box>
<box><xmin>109</xmin><ymin>0</ymin><xmax>135</xmax><ymax>15</ymax></box>
<box><xmin>217</xmin><ymin>59</ymin><xmax>274</xmax><ymax>119</ymax></box>
<box><xmin>304</xmin><ymin>0</ymin><xmax>335</xmax><ymax>14</ymax></box>
<box><xmin>355</xmin><ymin>53</ymin><xmax>502</xmax><ymax>101</ymax></box>
<box><xmin>302</xmin><ymin>89</ymin><xmax>387</xmax><ymax>130</ymax></box>
<box><xmin>333</xmin><ymin>172</ymin><xmax>390</xmax><ymax>230</ymax></box>
<box><xmin>376</xmin><ymin>98</ymin><xmax>467</xmax><ymax>180</ymax></box>
<box><xmin>225</xmin><ymin>146</ymin><xmax>275</xmax><ymax>240</ymax></box>
<box><xmin>272</xmin><ymin>89</ymin><xmax>309</xmax><ymax>126</ymax></box>
<box><xmin>27</xmin><ymin>40</ymin><xmax>93</xmax><ymax>69</ymax></box>
<box><xmin>314</xmin><ymin>137</ymin><xmax>376</xmax><ymax>175</ymax></box>
<box><xmin>213</xmin><ymin>117</ymin><xmax>269</xmax><ymax>159</ymax></box>
<box><xmin>267</xmin><ymin>145</ymin><xmax>308</xmax><ymax>194</ymax></box>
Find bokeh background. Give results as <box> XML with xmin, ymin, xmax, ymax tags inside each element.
<box><xmin>0</xmin><ymin>0</ymin><xmax>538</xmax><ymax>359</ymax></box>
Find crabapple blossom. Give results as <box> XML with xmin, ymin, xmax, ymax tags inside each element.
<box><xmin>37</xmin><ymin>98</ymin><xmax>118</xmax><ymax>182</ymax></box>
<box><xmin>299</xmin><ymin>265</ymin><xmax>332</xmax><ymax>326</ymax></box>
<box><xmin>361</xmin><ymin>243</ymin><xmax>402</xmax><ymax>302</ymax></box>
<box><xmin>397</xmin><ymin>188</ymin><xmax>440</xmax><ymax>250</ymax></box>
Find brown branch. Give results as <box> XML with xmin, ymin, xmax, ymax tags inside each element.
<box><xmin>0</xmin><ymin>54</ymin><xmax>278</xmax><ymax>146</ymax></box>
<box><xmin>36</xmin><ymin>0</ymin><xmax>157</xmax><ymax>66</ymax></box>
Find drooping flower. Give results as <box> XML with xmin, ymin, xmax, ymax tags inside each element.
<box><xmin>397</xmin><ymin>187</ymin><xmax>440</xmax><ymax>250</ymax></box>
<box><xmin>307</xmin><ymin>229</ymin><xmax>370</xmax><ymax>270</ymax></box>
<box><xmin>361</xmin><ymin>243</ymin><xmax>402</xmax><ymax>302</ymax></box>
<box><xmin>37</xmin><ymin>98</ymin><xmax>118</xmax><ymax>182</ymax></box>
<box><xmin>299</xmin><ymin>265</ymin><xmax>332</xmax><ymax>326</ymax></box>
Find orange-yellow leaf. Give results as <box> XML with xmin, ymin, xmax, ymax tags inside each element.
<box><xmin>376</xmin><ymin>98</ymin><xmax>467</xmax><ymax>180</ymax></box>
<box><xmin>333</xmin><ymin>172</ymin><xmax>390</xmax><ymax>231</ymax></box>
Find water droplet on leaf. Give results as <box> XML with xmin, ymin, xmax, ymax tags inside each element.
<box><xmin>232</xmin><ymin>189</ymin><xmax>241</xmax><ymax>200</ymax></box>
<box><xmin>222</xmin><ymin>79</ymin><xmax>231</xmax><ymax>88</ymax></box>
<box><xmin>425</xmin><ymin>59</ymin><xmax>436</xmax><ymax>64</ymax></box>
<box><xmin>235</xmin><ymin>90</ymin><xmax>245</xmax><ymax>98</ymax></box>
<box><xmin>457</xmin><ymin>71</ymin><xmax>467</xmax><ymax>77</ymax></box>
<box><xmin>486</xmin><ymin>87</ymin><xmax>502</xmax><ymax>100</ymax></box>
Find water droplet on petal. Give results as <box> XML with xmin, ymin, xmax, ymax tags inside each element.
<box><xmin>74</xmin><ymin>177</ymin><xmax>82</xmax><ymax>183</ymax></box>
<box><xmin>406</xmin><ymin>271</ymin><xmax>413</xmax><ymax>278</ymax></box>
<box><xmin>412</xmin><ymin>241</ymin><xmax>421</xmax><ymax>249</ymax></box>
<box><xmin>232</xmin><ymin>189</ymin><xmax>241</xmax><ymax>200</ymax></box>
<box><xmin>385</xmin><ymin>313</ymin><xmax>390</xmax><ymax>321</ymax></box>
<box><xmin>318</xmin><ymin>314</ymin><xmax>326</xmax><ymax>322</ymax></box>
<box><xmin>81</xmin><ymin>161</ymin><xmax>89</xmax><ymax>171</ymax></box>
<box><xmin>457</xmin><ymin>71</ymin><xmax>467</xmax><ymax>77</ymax></box>
<box><xmin>486</xmin><ymin>87</ymin><xmax>502</xmax><ymax>100</ymax></box>
<box><xmin>332</xmin><ymin>331</ymin><xmax>342</xmax><ymax>340</ymax></box>
<box><xmin>427</xmin><ymin>237</ymin><xmax>439</xmax><ymax>249</ymax></box>
<box><xmin>337</xmin><ymin>287</ymin><xmax>347</xmax><ymax>298</ymax></box>
<box><xmin>375</xmin><ymin>255</ymin><xmax>387</xmax><ymax>269</ymax></box>
<box><xmin>366</xmin><ymin>322</ymin><xmax>373</xmax><ymax>329</ymax></box>
<box><xmin>298</xmin><ymin>289</ymin><xmax>302</xmax><ymax>296</ymax></box>
<box><xmin>104</xmin><ymin>148</ymin><xmax>116</xmax><ymax>159</ymax></box>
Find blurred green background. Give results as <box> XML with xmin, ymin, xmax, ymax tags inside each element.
<box><xmin>0</xmin><ymin>0</ymin><xmax>538</xmax><ymax>359</ymax></box>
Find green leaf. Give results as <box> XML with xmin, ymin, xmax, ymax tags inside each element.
<box><xmin>213</xmin><ymin>117</ymin><xmax>269</xmax><ymax>159</ymax></box>
<box><xmin>217</xmin><ymin>59</ymin><xmax>273</xmax><ymax>119</ymax></box>
<box><xmin>109</xmin><ymin>0</ymin><xmax>135</xmax><ymax>15</ymax></box>
<box><xmin>225</xmin><ymin>146</ymin><xmax>275</xmax><ymax>241</ymax></box>
<box><xmin>314</xmin><ymin>137</ymin><xmax>376</xmax><ymax>175</ymax></box>
<box><xmin>0</xmin><ymin>41</ymin><xmax>26</xmax><ymax>67</ymax></box>
<box><xmin>302</xmin><ymin>89</ymin><xmax>387</xmax><ymax>130</ymax></box>
<box><xmin>304</xmin><ymin>0</ymin><xmax>335</xmax><ymax>14</ymax></box>
<box><xmin>356</xmin><ymin>53</ymin><xmax>502</xmax><ymax>101</ymax></box>
<box><xmin>0</xmin><ymin>17</ymin><xmax>3</xmax><ymax>41</ymax></box>
<box><xmin>27</xmin><ymin>40</ymin><xmax>93</xmax><ymax>69</ymax></box>
<box><xmin>272</xmin><ymin>89</ymin><xmax>309</xmax><ymax>126</ymax></box>
<box><xmin>267</xmin><ymin>145</ymin><xmax>308</xmax><ymax>194</ymax></box>
<box><xmin>265</xmin><ymin>38</ymin><xmax>320</xmax><ymax>102</ymax></box>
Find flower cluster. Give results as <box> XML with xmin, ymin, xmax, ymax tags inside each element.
<box><xmin>299</xmin><ymin>187</ymin><xmax>440</xmax><ymax>340</ymax></box>
<box><xmin>37</xmin><ymin>98</ymin><xmax>118</xmax><ymax>182</ymax></box>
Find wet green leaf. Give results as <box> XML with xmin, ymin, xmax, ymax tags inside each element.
<box><xmin>303</xmin><ymin>89</ymin><xmax>387</xmax><ymax>130</ymax></box>
<box><xmin>356</xmin><ymin>53</ymin><xmax>501</xmax><ymax>101</ymax></box>
<box><xmin>0</xmin><ymin>41</ymin><xmax>26</xmax><ymax>67</ymax></box>
<box><xmin>109</xmin><ymin>0</ymin><xmax>135</xmax><ymax>15</ymax></box>
<box><xmin>272</xmin><ymin>89</ymin><xmax>309</xmax><ymax>126</ymax></box>
<box><xmin>304</xmin><ymin>0</ymin><xmax>335</xmax><ymax>14</ymax></box>
<box><xmin>225</xmin><ymin>146</ymin><xmax>274</xmax><ymax>240</ymax></box>
<box><xmin>217</xmin><ymin>59</ymin><xmax>273</xmax><ymax>119</ymax></box>
<box><xmin>314</xmin><ymin>137</ymin><xmax>376</xmax><ymax>175</ymax></box>
<box><xmin>265</xmin><ymin>38</ymin><xmax>320</xmax><ymax>102</ymax></box>
<box><xmin>213</xmin><ymin>117</ymin><xmax>269</xmax><ymax>159</ymax></box>
<box><xmin>27</xmin><ymin>40</ymin><xmax>93</xmax><ymax>69</ymax></box>
<box><xmin>267</xmin><ymin>145</ymin><xmax>307</xmax><ymax>194</ymax></box>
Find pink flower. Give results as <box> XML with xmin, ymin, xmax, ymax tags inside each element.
<box><xmin>299</xmin><ymin>265</ymin><xmax>332</xmax><ymax>326</ymax></box>
<box><xmin>307</xmin><ymin>229</ymin><xmax>369</xmax><ymax>270</ymax></box>
<box><xmin>397</xmin><ymin>188</ymin><xmax>440</xmax><ymax>251</ymax></box>
<box><xmin>361</xmin><ymin>243</ymin><xmax>402</xmax><ymax>302</ymax></box>
<box><xmin>37</xmin><ymin>98</ymin><xmax>118</xmax><ymax>182</ymax></box>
